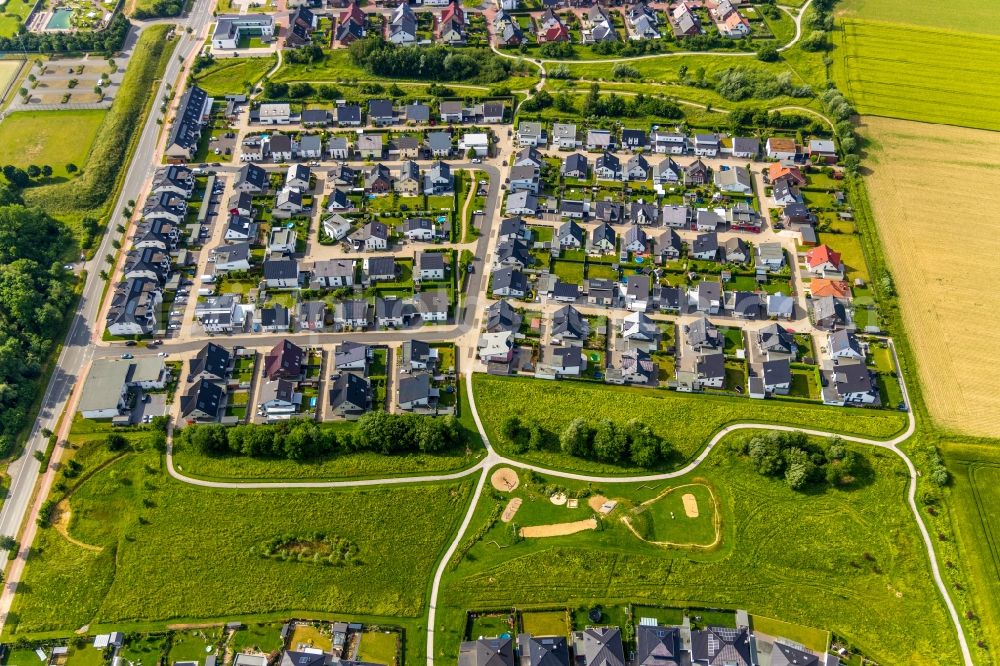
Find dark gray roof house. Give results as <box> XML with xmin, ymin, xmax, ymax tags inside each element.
<box><xmin>458</xmin><ymin>637</ymin><xmax>514</xmax><ymax>666</ymax></box>
<box><xmin>763</xmin><ymin>358</ymin><xmax>792</xmax><ymax>387</ymax></box>
<box><xmin>771</xmin><ymin>643</ymin><xmax>820</xmax><ymax>666</ymax></box>
<box><xmin>551</xmin><ymin>304</ymin><xmax>588</xmax><ymax>340</ymax></box>
<box><xmin>486</xmin><ymin>299</ymin><xmax>522</xmax><ymax>333</ymax></box>
<box><xmin>328</xmin><ymin>372</ymin><xmax>371</xmax><ymax>415</ymax></box>
<box><xmin>281</xmin><ymin>652</ymin><xmax>327</xmax><ymax>666</ymax></box>
<box><xmin>188</xmin><ymin>342</ymin><xmax>232</xmax><ymax>382</ymax></box>
<box><xmin>517</xmin><ymin>634</ymin><xmax>568</xmax><ymax>666</ymax></box>
<box><xmin>635</xmin><ymin>624</ymin><xmax>685</xmax><ymax>666</ymax></box>
<box><xmin>690</xmin><ymin>627</ymin><xmax>752</xmax><ymax>666</ymax></box>
<box><xmin>576</xmin><ymin>628</ymin><xmax>624</xmax><ymax>666</ymax></box>
<box><xmin>404</xmin><ymin>102</ymin><xmax>431</xmax><ymax>123</ymax></box>
<box><xmin>368</xmin><ymin>98</ymin><xmax>395</xmax><ymax>124</ymax></box>
<box><xmin>180</xmin><ymin>378</ymin><xmax>224</xmax><ymax>420</ymax></box>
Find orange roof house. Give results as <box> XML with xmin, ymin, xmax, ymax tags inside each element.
<box><xmin>809</xmin><ymin>278</ymin><xmax>852</xmax><ymax>299</ymax></box>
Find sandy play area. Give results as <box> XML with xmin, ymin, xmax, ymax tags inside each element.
<box><xmin>520</xmin><ymin>519</ymin><xmax>598</xmax><ymax>538</ymax></box>
<box><xmin>501</xmin><ymin>497</ymin><xmax>522</xmax><ymax>523</ymax></box>
<box><xmin>587</xmin><ymin>495</ymin><xmax>607</xmax><ymax>511</ymax></box>
<box><xmin>682</xmin><ymin>493</ymin><xmax>699</xmax><ymax>518</ymax></box>
<box><xmin>491</xmin><ymin>468</ymin><xmax>520</xmax><ymax>492</ymax></box>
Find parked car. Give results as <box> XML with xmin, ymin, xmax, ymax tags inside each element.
<box><xmin>120</xmin><ymin>353</ymin><xmax>133</xmax><ymax>359</ymax></box>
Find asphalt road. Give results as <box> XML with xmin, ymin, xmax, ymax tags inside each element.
<box><xmin>0</xmin><ymin>3</ymin><xmax>215</xmax><ymax>558</ymax></box>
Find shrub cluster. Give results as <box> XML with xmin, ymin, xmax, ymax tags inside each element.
<box><xmin>740</xmin><ymin>431</ymin><xmax>864</xmax><ymax>490</ymax></box>
<box><xmin>501</xmin><ymin>416</ymin><xmax>674</xmax><ymax>468</ymax></box>
<box><xmin>177</xmin><ymin>412</ymin><xmax>466</xmax><ymax>461</ymax></box>
<box><xmin>348</xmin><ymin>37</ymin><xmax>513</xmax><ymax>84</ymax></box>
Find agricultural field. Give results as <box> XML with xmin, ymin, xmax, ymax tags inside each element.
<box><xmin>860</xmin><ymin>117</ymin><xmax>1000</xmax><ymax>437</ymax></box>
<box><xmin>833</xmin><ymin>21</ymin><xmax>1000</xmax><ymax>131</ymax></box>
<box><xmin>192</xmin><ymin>57</ymin><xmax>276</xmax><ymax>97</ymax></box>
<box><xmin>435</xmin><ymin>434</ymin><xmax>962</xmax><ymax>665</ymax></box>
<box><xmin>940</xmin><ymin>441</ymin><xmax>1000</xmax><ymax>662</ymax></box>
<box><xmin>472</xmin><ymin>375</ymin><xmax>908</xmax><ymax>474</ymax></box>
<box><xmin>7</xmin><ymin>441</ymin><xmax>474</xmax><ymax>635</ymax></box>
<box><xmin>836</xmin><ymin>0</ymin><xmax>995</xmax><ymax>35</ymax></box>
<box><xmin>0</xmin><ymin>110</ymin><xmax>106</xmax><ymax>179</ymax></box>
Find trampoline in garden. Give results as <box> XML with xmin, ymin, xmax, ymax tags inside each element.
<box><xmin>589</xmin><ymin>353</ymin><xmax>600</xmax><ymax>362</ymax></box>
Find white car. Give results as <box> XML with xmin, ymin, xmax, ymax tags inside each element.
<box><xmin>157</xmin><ymin>352</ymin><xmax>168</xmax><ymax>357</ymax></box>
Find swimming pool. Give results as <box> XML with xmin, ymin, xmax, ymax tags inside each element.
<box><xmin>46</xmin><ymin>8</ymin><xmax>73</xmax><ymax>30</ymax></box>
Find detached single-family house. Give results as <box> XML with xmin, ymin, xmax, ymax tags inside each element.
<box><xmin>766</xmin><ymin>136</ymin><xmax>797</xmax><ymax>161</ymax></box>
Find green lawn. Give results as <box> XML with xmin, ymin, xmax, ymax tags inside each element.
<box><xmin>0</xmin><ymin>110</ymin><xmax>106</xmax><ymax>179</ymax></box>
<box><xmin>119</xmin><ymin>633</ymin><xmax>169</xmax><ymax>666</ymax></box>
<box><xmin>520</xmin><ymin>610</ymin><xmax>570</xmax><ymax>637</ymax></box>
<box><xmin>435</xmin><ymin>435</ymin><xmax>963</xmax><ymax>665</ymax></box>
<box><xmin>168</xmin><ymin>629</ymin><xmax>222</xmax><ymax>664</ymax></box>
<box><xmin>751</xmin><ymin>615</ymin><xmax>829</xmax><ymax>652</ymax></box>
<box><xmin>633</xmin><ymin>483</ymin><xmax>716</xmax><ymax>546</ymax></box>
<box><xmin>818</xmin><ymin>231</ymin><xmax>870</xmax><ymax>282</ymax></box>
<box><xmin>552</xmin><ymin>260</ymin><xmax>585</xmax><ymax>285</ymax></box>
<box><xmin>7</xmin><ymin>441</ymin><xmax>475</xmax><ymax>636</ymax></box>
<box><xmin>231</xmin><ymin>623</ymin><xmax>285</xmax><ymax>655</ymax></box>
<box><xmin>355</xmin><ymin>631</ymin><xmax>398</xmax><ymax>664</ymax></box>
<box><xmin>471</xmin><ymin>374</ymin><xmax>908</xmax><ymax>474</ymax></box>
<box><xmin>0</xmin><ymin>0</ymin><xmax>32</xmax><ymax>37</ymax></box>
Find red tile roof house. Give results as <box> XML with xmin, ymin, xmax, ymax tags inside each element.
<box><xmin>805</xmin><ymin>244</ymin><xmax>844</xmax><ymax>278</ymax></box>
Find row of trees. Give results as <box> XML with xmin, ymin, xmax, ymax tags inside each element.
<box><xmin>522</xmin><ymin>85</ymin><xmax>682</xmax><ymax>122</ymax></box>
<box><xmin>131</xmin><ymin>0</ymin><xmax>183</xmax><ymax>19</ymax></box>
<box><xmin>740</xmin><ymin>431</ymin><xmax>863</xmax><ymax>490</ymax></box>
<box><xmin>347</xmin><ymin>37</ymin><xmax>513</xmax><ymax>84</ymax></box>
<box><xmin>0</xmin><ymin>14</ymin><xmax>130</xmax><ymax>54</ymax></box>
<box><xmin>502</xmin><ymin>416</ymin><xmax>674</xmax><ymax>468</ymax></box>
<box><xmin>177</xmin><ymin>412</ymin><xmax>467</xmax><ymax>461</ymax></box>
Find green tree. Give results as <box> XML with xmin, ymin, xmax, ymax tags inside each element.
<box><xmin>560</xmin><ymin>417</ymin><xmax>591</xmax><ymax>457</ymax></box>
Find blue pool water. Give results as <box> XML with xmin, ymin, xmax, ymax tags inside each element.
<box><xmin>46</xmin><ymin>8</ymin><xmax>73</xmax><ymax>30</ymax></box>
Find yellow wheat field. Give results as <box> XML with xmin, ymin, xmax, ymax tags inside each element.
<box><xmin>862</xmin><ymin>117</ymin><xmax>1000</xmax><ymax>437</ymax></box>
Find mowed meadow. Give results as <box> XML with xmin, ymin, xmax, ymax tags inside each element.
<box><xmin>8</xmin><ymin>445</ymin><xmax>474</xmax><ymax>634</ymax></box>
<box><xmin>833</xmin><ymin>21</ymin><xmax>1000</xmax><ymax>131</ymax></box>
<box><xmin>836</xmin><ymin>0</ymin><xmax>999</xmax><ymax>35</ymax></box>
<box><xmin>861</xmin><ymin>117</ymin><xmax>1000</xmax><ymax>437</ymax></box>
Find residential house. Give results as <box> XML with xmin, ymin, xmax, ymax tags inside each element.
<box><xmin>695</xmin><ymin>208</ymin><xmax>725</xmax><ymax>231</ymax></box>
<box><xmin>187</xmin><ymin>343</ymin><xmax>233</xmax><ymax>383</ymax></box>
<box><xmin>671</xmin><ymin>2</ymin><xmax>701</xmax><ymax>37</ymax></box>
<box><xmin>491</xmin><ymin>266</ymin><xmax>528</xmax><ymax>298</ymax></box>
<box><xmin>258</xmin><ymin>379</ymin><xmax>301</xmax><ymax>419</ymax></box>
<box><xmin>756</xmin><ymin>242</ymin><xmax>785</xmax><ymax>271</ymax></box>
<box><xmin>418</xmin><ymin>251</ymin><xmax>447</xmax><ymax>280</ymax></box>
<box><xmin>106</xmin><ymin>277</ymin><xmax>161</xmax><ymax>336</ymax></box>
<box><xmin>498</xmin><ymin>216</ymin><xmax>529</xmax><ymax>243</ymax></box>
<box><xmin>402</xmin><ymin>340</ymin><xmax>439</xmax><ymax>371</ymax></box>
<box><xmin>652</xmin><ymin>130</ymin><xmax>687</xmax><ymax>154</ymax></box>
<box><xmin>623</xmin><ymin>154</ymin><xmax>650</xmax><ymax>181</ymax></box>
<box><xmin>629</xmin><ymin>201</ymin><xmax>657</xmax><ymax>226</ymax></box>
<box><xmin>722</xmin><ymin>236</ymin><xmax>749</xmax><ymax>263</ymax></box>
<box><xmin>394</xmin><ymin>160</ymin><xmax>422</xmax><ymax>195</ymax></box>
<box><xmin>812</xmin><ymin>295</ymin><xmax>847</xmax><ymax>330</ymax></box>
<box><xmin>553</xmin><ymin>122</ymin><xmax>578</xmax><ymax>149</ymax></box>
<box><xmin>683</xmin><ymin>158</ymin><xmax>710</xmax><ymax>185</ymax></box>
<box><xmin>767</xmin><ymin>292</ymin><xmax>795</xmax><ymax>320</ymax></box>
<box><xmin>152</xmin><ymin>165</ymin><xmax>194</xmax><ymax>198</ymax></box>
<box><xmin>590</xmin><ymin>223</ymin><xmax>616</xmax><ymax>254</ymax></box>
<box><xmin>536</xmin><ymin>345</ymin><xmax>585</xmax><ymax>379</ymax></box>
<box><xmin>691</xmin><ymin>232</ymin><xmax>719</xmax><ymax>260</ymax></box>
<box><xmin>584</xmin><ymin>5</ymin><xmax>616</xmax><ymax>42</ymax></box>
<box><xmin>335</xmin><ymin>103</ymin><xmax>362</xmax><ymax>127</ymax></box>
<box><xmin>805</xmin><ymin>244</ymin><xmax>843</xmax><ymax>277</ymax></box>
<box><xmin>375</xmin><ymin>296</ymin><xmax>407</xmax><ymax>328</ymax></box>
<box><xmin>586</xmin><ymin>128</ymin><xmax>613</xmax><ymax>151</ymax></box>
<box><xmin>485</xmin><ymin>299</ymin><xmax>523</xmax><ymax>333</ymax></box>
<box><xmin>714</xmin><ymin>165</ymin><xmax>753</xmax><ymax>194</ymax></box>
<box><xmin>562</xmin><ymin>153</ymin><xmax>589</xmax><ymax>179</ymax></box>
<box><xmin>322</xmin><ymin>213</ymin><xmax>352</xmax><ymax>241</ymax></box>
<box><xmin>621</xmin><ymin>274</ymin><xmax>651</xmax><ymax>311</ymax></box>
<box><xmin>621</xmin><ymin>128</ymin><xmax>647</xmax><ymax>151</ymax></box>
<box><xmin>180</xmin><ymin>379</ymin><xmax>225</xmax><ymax>422</ymax></box>
<box><xmin>268</xmin><ymin>228</ymin><xmax>297</xmax><ymax>256</ymax></box>
<box><xmin>425</xmin><ymin>160</ymin><xmax>454</xmax><ymax>194</ymax></box>
<box><xmin>656</xmin><ymin>228</ymin><xmax>682</xmax><ymax>262</ymax></box>
<box><xmin>509</xmin><ymin>164</ymin><xmax>541</xmax><ymax>193</ymax></box>
<box><xmin>652</xmin><ymin>284</ymin><xmax>683</xmax><ymax>313</ymax></box>
<box><xmin>689</xmin><ymin>280</ymin><xmax>723</xmax><ymax>314</ymax></box>
<box><xmin>334</xmin><ymin>299</ymin><xmax>369</xmax><ymax>328</ymax></box>
<box><xmin>514</xmin><ymin>146</ymin><xmax>543</xmax><ymax>168</ymax></box>
<box><xmin>505</xmin><ymin>191</ymin><xmax>538</xmax><ymax>216</ymax></box>
<box><xmin>808</xmin><ymin>139</ymin><xmax>837</xmax><ymax>163</ymax></box>
<box><xmin>427</xmin><ymin>131</ymin><xmax>453</xmax><ymax>157</ymax></box>
<box><xmin>537</xmin><ymin>9</ymin><xmax>569</xmax><ymax>42</ymax></box>
<box><xmin>234</xmin><ymin>163</ymin><xmax>269</xmax><ymax>193</ymax></box>
<box><xmin>329</xmin><ymin>372</ymin><xmax>372</xmax><ymax>417</ymax></box>
<box><xmin>595</xmin><ymin>152</ymin><xmax>621</xmax><ymax>180</ymax></box>
<box><xmin>557</xmin><ymin>219</ymin><xmax>585</xmax><ymax>248</ymax></box>
<box><xmin>404</xmin><ymin>102</ymin><xmax>431</xmax><ymax>124</ymax></box>
<box><xmin>634</xmin><ymin>625</ymin><xmax>686</xmax><ymax>666</ymax></box>
<box><xmin>262</xmin><ymin>259</ymin><xmax>300</xmax><ymax>288</ymax></box>
<box><xmin>731</xmin><ymin>136</ymin><xmax>760</xmax><ymax>158</ymax></box>
<box><xmin>823</xmin><ymin>362</ymin><xmax>878</xmax><ymax>406</ymax></box>
<box><xmin>593</xmin><ymin>200</ymin><xmax>623</xmax><ymax>224</ymax></box>
<box><xmin>312</xmin><ymin>259</ymin><xmax>355</xmax><ymax>287</ymax></box>
<box><xmin>517</xmin><ymin>121</ymin><xmax>546</xmax><ymax>147</ymax></box>
<box><xmin>211</xmin><ymin>242</ymin><xmax>253</xmax><ymax>272</ymax></box>
<box><xmin>692</xmin><ymin>133</ymin><xmax>720</xmax><ymax>156</ymax></box>
<box><xmin>326</xmin><ymin>188</ymin><xmax>354</xmax><ymax>212</ymax></box>
<box><xmin>263</xmin><ymin>339</ymin><xmax>304</xmax><ymax>380</ymax></box>
<box><xmin>810</xmin><ymin>277</ymin><xmax>852</xmax><ymax>299</ymax></box>
<box><xmin>550</xmin><ymin>304</ymin><xmax>589</xmax><ymax>344</ymax></box>
<box><xmin>627</xmin><ymin>4</ymin><xmax>660</xmax><ymax>39</ymax></box>
<box><xmin>772</xmin><ymin>180</ymin><xmax>802</xmax><ymax>206</ymax></box>
<box><xmin>333</xmin><ymin>341</ymin><xmax>370</xmax><ymax>371</ymax></box>
<box><xmin>397</xmin><ymin>372</ymin><xmax>438</xmax><ymax>410</ymax></box>
<box><xmin>730</xmin><ymin>290</ymin><xmax>764</xmax><ymax>319</ymax></box>
<box><xmin>165</xmin><ymin>85</ymin><xmax>213</xmax><ymax>161</ymax></box>
<box><xmin>574</xmin><ymin>628</ymin><xmax>625</xmax><ymax>666</ymax></box>
<box><xmin>767</xmin><ymin>162</ymin><xmax>806</xmax><ymax>186</ymax></box>
<box><xmin>493</xmin><ymin>9</ymin><xmax>524</xmax><ymax>46</ymax></box>
<box><xmin>297</xmin><ymin>301</ymin><xmax>326</xmax><ymax>331</ymax></box>
<box><xmin>439</xmin><ymin>0</ymin><xmax>466</xmax><ymax>44</ymax></box>
<box><xmin>401</xmin><ymin>217</ymin><xmax>437</xmax><ymax>242</ymax></box>
<box><xmin>653</xmin><ymin>157</ymin><xmax>681</xmax><ymax>185</ymax></box>
<box><xmin>623</xmin><ymin>225</ymin><xmax>648</xmax><ymax>253</ymax></box>
<box><xmin>335</xmin><ymin>0</ymin><xmax>366</xmax><ymax>44</ymax></box>
<box><xmin>661</xmin><ymin>204</ymin><xmax>691</xmax><ymax>229</ymax></box>
<box><xmin>587</xmin><ymin>278</ymin><xmax>615</xmax><ymax>306</ymax></box>
<box><xmin>389</xmin><ymin>2</ymin><xmax>417</xmax><ymax>43</ymax></box>
<box><xmin>828</xmin><ymin>329</ymin><xmax>864</xmax><ymax>362</ymax></box>
<box><xmin>459</xmin><ymin>636</ymin><xmax>514</xmax><ymax>666</ymax></box>
<box><xmin>328</xmin><ymin>162</ymin><xmax>356</xmax><ymax>186</ymax></box>
<box><xmin>766</xmin><ymin>136</ymin><xmax>797</xmax><ymax>161</ymax></box>
<box><xmin>349</xmin><ymin>221</ymin><xmax>390</xmax><ymax>252</ymax></box>
<box><xmin>620</xmin><ymin>311</ymin><xmax>660</xmax><ymax>347</ymax></box>
<box><xmin>409</xmin><ymin>289</ymin><xmax>449</xmax><ymax>322</ymax></box>
<box><xmin>364</xmin><ymin>255</ymin><xmax>397</xmax><ymax>282</ymax></box>
<box><xmin>123</xmin><ymin>247</ymin><xmax>171</xmax><ymax>283</ymax></box>
<box><xmin>357</xmin><ymin>133</ymin><xmax>385</xmax><ymax>159</ymax></box>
